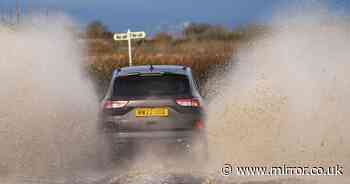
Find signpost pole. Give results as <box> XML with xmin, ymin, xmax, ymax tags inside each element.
<box><xmin>127</xmin><ymin>29</ymin><xmax>132</xmax><ymax>66</ymax></box>
<box><xmin>113</xmin><ymin>29</ymin><xmax>146</xmax><ymax>67</ymax></box>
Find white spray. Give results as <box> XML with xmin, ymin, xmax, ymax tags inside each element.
<box><xmin>206</xmin><ymin>8</ymin><xmax>350</xmax><ymax>174</ymax></box>
<box><xmin>0</xmin><ymin>16</ymin><xmax>104</xmax><ymax>179</ymax></box>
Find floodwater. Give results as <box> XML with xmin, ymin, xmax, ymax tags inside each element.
<box><xmin>1</xmin><ymin>5</ymin><xmax>350</xmax><ymax>184</ymax></box>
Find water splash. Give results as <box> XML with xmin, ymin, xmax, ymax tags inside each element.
<box><xmin>0</xmin><ymin>15</ymin><xmax>103</xmax><ymax>179</ymax></box>
<box><xmin>206</xmin><ymin>8</ymin><xmax>350</xmax><ymax>172</ymax></box>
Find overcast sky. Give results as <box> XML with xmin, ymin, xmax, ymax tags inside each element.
<box><xmin>1</xmin><ymin>0</ymin><xmax>350</xmax><ymax>33</ymax></box>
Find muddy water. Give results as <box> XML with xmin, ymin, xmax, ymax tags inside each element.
<box><xmin>1</xmin><ymin>6</ymin><xmax>350</xmax><ymax>184</ymax></box>
<box><xmin>206</xmin><ymin>7</ymin><xmax>350</xmax><ymax>182</ymax></box>
<box><xmin>0</xmin><ymin>16</ymin><xmax>105</xmax><ymax>179</ymax></box>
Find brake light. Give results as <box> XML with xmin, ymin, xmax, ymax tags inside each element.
<box><xmin>103</xmin><ymin>100</ymin><xmax>128</xmax><ymax>109</ymax></box>
<box><xmin>195</xmin><ymin>120</ymin><xmax>205</xmax><ymax>129</ymax></box>
<box><xmin>175</xmin><ymin>98</ymin><xmax>200</xmax><ymax>107</ymax></box>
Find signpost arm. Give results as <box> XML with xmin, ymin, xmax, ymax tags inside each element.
<box><xmin>127</xmin><ymin>29</ymin><xmax>132</xmax><ymax>66</ymax></box>
<box><xmin>113</xmin><ymin>29</ymin><xmax>146</xmax><ymax>67</ymax></box>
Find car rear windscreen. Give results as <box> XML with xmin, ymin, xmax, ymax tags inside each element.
<box><xmin>113</xmin><ymin>74</ymin><xmax>191</xmax><ymax>97</ymax></box>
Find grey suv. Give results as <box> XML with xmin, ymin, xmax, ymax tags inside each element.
<box><xmin>99</xmin><ymin>65</ymin><xmax>208</xmax><ymax>161</ymax></box>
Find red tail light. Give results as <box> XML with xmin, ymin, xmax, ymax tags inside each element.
<box><xmin>103</xmin><ymin>100</ymin><xmax>128</xmax><ymax>109</ymax></box>
<box><xmin>195</xmin><ymin>120</ymin><xmax>205</xmax><ymax>129</ymax></box>
<box><xmin>176</xmin><ymin>98</ymin><xmax>200</xmax><ymax>107</ymax></box>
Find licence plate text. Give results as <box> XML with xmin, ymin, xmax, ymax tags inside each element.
<box><xmin>135</xmin><ymin>108</ymin><xmax>169</xmax><ymax>117</ymax></box>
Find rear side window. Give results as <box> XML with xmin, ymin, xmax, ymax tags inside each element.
<box><xmin>113</xmin><ymin>74</ymin><xmax>191</xmax><ymax>97</ymax></box>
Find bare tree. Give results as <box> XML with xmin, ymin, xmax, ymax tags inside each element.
<box><xmin>16</xmin><ymin>0</ymin><xmax>20</xmax><ymax>24</ymax></box>
<box><xmin>0</xmin><ymin>8</ymin><xmax>4</xmax><ymax>23</ymax></box>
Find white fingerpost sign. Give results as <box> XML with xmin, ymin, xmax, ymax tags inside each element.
<box><xmin>113</xmin><ymin>29</ymin><xmax>146</xmax><ymax>66</ymax></box>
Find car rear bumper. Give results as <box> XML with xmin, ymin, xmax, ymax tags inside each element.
<box><xmin>107</xmin><ymin>130</ymin><xmax>205</xmax><ymax>144</ymax></box>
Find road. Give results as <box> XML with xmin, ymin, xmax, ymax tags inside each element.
<box><xmin>9</xmin><ymin>173</ymin><xmax>348</xmax><ymax>184</ymax></box>
<box><xmin>5</xmin><ymin>160</ymin><xmax>349</xmax><ymax>184</ymax></box>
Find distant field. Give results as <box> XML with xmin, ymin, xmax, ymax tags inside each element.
<box><xmin>84</xmin><ymin>23</ymin><xmax>268</xmax><ymax>95</ymax></box>
<box><xmin>87</xmin><ymin>39</ymin><xmax>239</xmax><ymax>94</ymax></box>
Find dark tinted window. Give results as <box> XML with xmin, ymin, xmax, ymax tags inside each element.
<box><xmin>113</xmin><ymin>74</ymin><xmax>191</xmax><ymax>97</ymax></box>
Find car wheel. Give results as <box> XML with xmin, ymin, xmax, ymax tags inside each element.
<box><xmin>96</xmin><ymin>133</ymin><xmax>116</xmax><ymax>168</ymax></box>
<box><xmin>188</xmin><ymin>137</ymin><xmax>209</xmax><ymax>165</ymax></box>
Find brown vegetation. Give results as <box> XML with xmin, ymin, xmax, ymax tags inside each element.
<box><xmin>85</xmin><ymin>21</ymin><xmax>268</xmax><ymax>94</ymax></box>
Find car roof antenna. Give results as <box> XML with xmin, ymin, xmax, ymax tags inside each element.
<box><xmin>150</xmin><ymin>64</ymin><xmax>154</xmax><ymax>71</ymax></box>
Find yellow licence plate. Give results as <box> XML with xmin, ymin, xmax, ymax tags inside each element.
<box><xmin>135</xmin><ymin>108</ymin><xmax>169</xmax><ymax>117</ymax></box>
